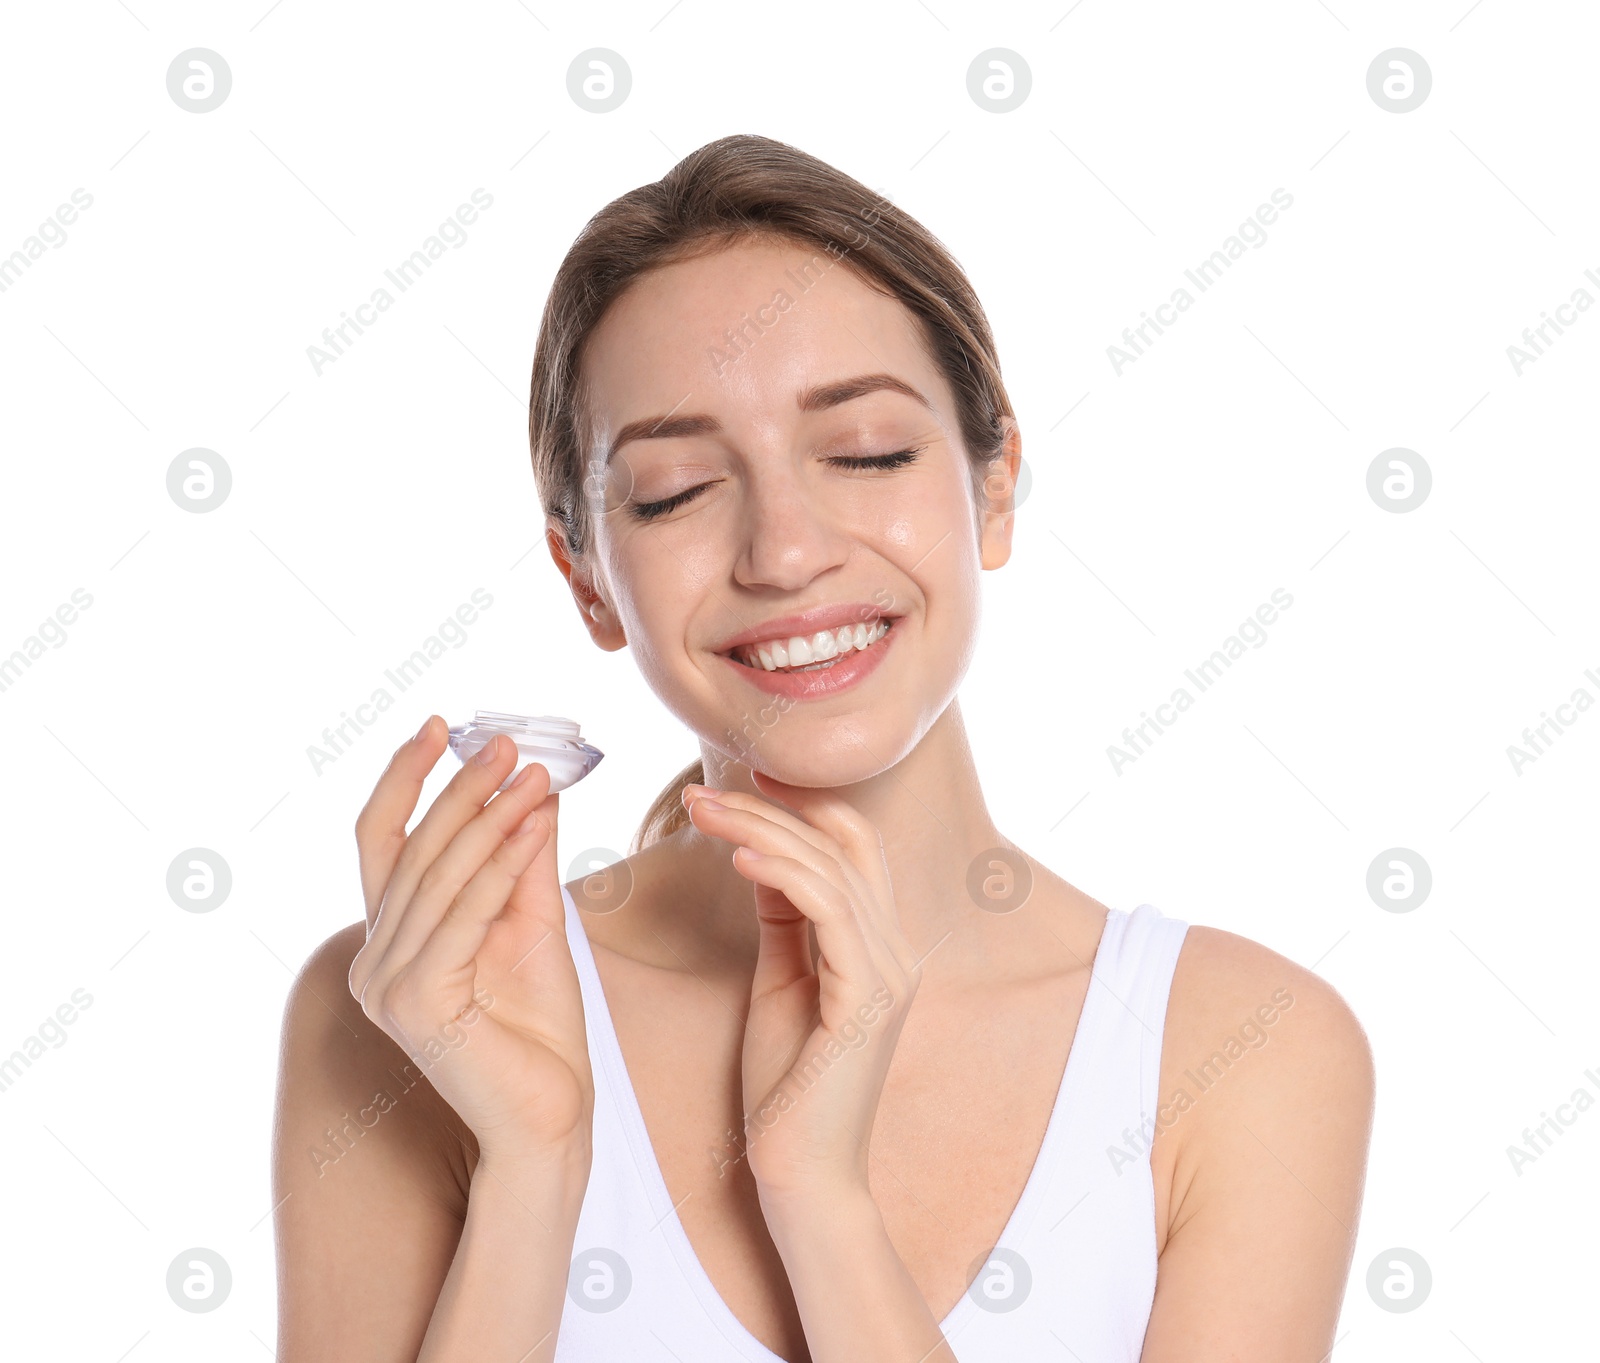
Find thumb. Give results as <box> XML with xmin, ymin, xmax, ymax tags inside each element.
<box><xmin>503</xmin><ymin>786</ymin><xmax>562</xmax><ymax>932</ymax></box>
<box><xmin>749</xmin><ymin>880</ymin><xmax>816</xmax><ymax>1003</ymax></box>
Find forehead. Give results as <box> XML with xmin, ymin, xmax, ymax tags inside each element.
<box><xmin>578</xmin><ymin>236</ymin><xmax>945</xmax><ymax>445</ymax></box>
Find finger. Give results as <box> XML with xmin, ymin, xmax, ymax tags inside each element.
<box><xmin>684</xmin><ymin>797</ymin><xmax>896</xmax><ymax>989</ymax></box>
<box><xmin>368</xmin><ymin>758</ymin><xmax>555</xmax><ymax>986</ymax></box>
<box><xmin>354</xmin><ymin>714</ymin><xmax>444</xmax><ymax>928</ymax></box>
<box><xmin>747</xmin><ymin>878</ymin><xmax>815</xmax><ymax>1010</ymax></box>
<box><xmin>750</xmin><ymin>771</ymin><xmax>896</xmax><ymax>916</ymax></box>
<box><xmin>687</xmin><ymin>790</ymin><xmax>906</xmax><ymax>976</ymax></box>
<box><xmin>498</xmin><ymin>785</ymin><xmax>565</xmax><ymax>942</ymax></box>
<box><xmin>686</xmin><ymin>794</ymin><xmax>900</xmax><ymax>985</ymax></box>
<box><xmin>731</xmin><ymin>850</ymin><xmax>878</xmax><ymax>1003</ymax></box>
<box><xmin>685</xmin><ymin>789</ymin><xmax>876</xmax><ymax>911</ymax></box>
<box><xmin>684</xmin><ymin>781</ymin><xmax>835</xmax><ymax>861</ymax></box>
<box><xmin>374</xmin><ymin>790</ymin><xmax>556</xmax><ymax>1010</ymax></box>
<box><xmin>748</xmin><ymin>773</ymin><xmax>906</xmax><ymax>958</ymax></box>
<box><xmin>354</xmin><ymin>744</ymin><xmax>548</xmax><ymax>994</ymax></box>
<box><xmin>739</xmin><ymin>849</ymin><xmax>903</xmax><ymax>998</ymax></box>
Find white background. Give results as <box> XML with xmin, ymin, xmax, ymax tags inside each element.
<box><xmin>1</xmin><ymin>0</ymin><xmax>1594</xmax><ymax>1357</ymax></box>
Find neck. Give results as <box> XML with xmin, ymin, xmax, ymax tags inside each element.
<box><xmin>651</xmin><ymin>700</ymin><xmax>1021</xmax><ymax>981</ymax></box>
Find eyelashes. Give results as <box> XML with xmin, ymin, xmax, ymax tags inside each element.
<box><xmin>828</xmin><ymin>448</ymin><xmax>922</xmax><ymax>473</ymax></box>
<box><xmin>625</xmin><ymin>447</ymin><xmax>925</xmax><ymax>523</ymax></box>
<box><xmin>626</xmin><ymin>483</ymin><xmax>708</xmax><ymax>523</ymax></box>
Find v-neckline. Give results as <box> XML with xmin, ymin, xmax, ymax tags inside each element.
<box><xmin>561</xmin><ymin>883</ymin><xmax>1119</xmax><ymax>1362</ymax></box>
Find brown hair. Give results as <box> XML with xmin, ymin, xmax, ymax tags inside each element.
<box><xmin>527</xmin><ymin>133</ymin><xmax>1015</xmax><ymax>855</ymax></box>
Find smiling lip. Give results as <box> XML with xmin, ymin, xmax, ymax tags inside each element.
<box><xmin>711</xmin><ymin>602</ymin><xmax>900</xmax><ymax>656</ymax></box>
<box><xmin>718</xmin><ymin>615</ymin><xmax>898</xmax><ymax>699</ymax></box>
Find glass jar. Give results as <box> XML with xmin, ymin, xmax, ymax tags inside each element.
<box><xmin>446</xmin><ymin>710</ymin><xmax>604</xmax><ymax>794</ymax></box>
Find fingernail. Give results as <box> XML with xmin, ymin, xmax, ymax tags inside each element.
<box><xmin>695</xmin><ymin>797</ymin><xmax>726</xmax><ymax>812</ymax></box>
<box><xmin>508</xmin><ymin>762</ymin><xmax>538</xmax><ymax>789</ymax></box>
<box><xmin>415</xmin><ymin>715</ymin><xmax>433</xmax><ymax>742</ymax></box>
<box><xmin>476</xmin><ymin>735</ymin><xmax>501</xmax><ymax>765</ymax></box>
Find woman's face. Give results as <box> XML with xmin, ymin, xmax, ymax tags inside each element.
<box><xmin>562</xmin><ymin>235</ymin><xmax>1017</xmax><ymax>787</ymax></box>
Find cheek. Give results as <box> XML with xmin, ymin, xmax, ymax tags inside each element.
<box><xmin>606</xmin><ymin>547</ymin><xmax>704</xmax><ymax>683</ymax></box>
<box><xmin>877</xmin><ymin>461</ymin><xmax>980</xmax><ymax>556</ymax></box>
<box><xmin>880</xmin><ymin>512</ymin><xmax>919</xmax><ymax>552</ymax></box>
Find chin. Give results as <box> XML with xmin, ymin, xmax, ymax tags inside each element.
<box><xmin>713</xmin><ymin>724</ymin><xmax>913</xmax><ymax>790</ymax></box>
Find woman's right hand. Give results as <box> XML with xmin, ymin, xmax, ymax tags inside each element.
<box><xmin>348</xmin><ymin>716</ymin><xmax>594</xmax><ymax>1169</ymax></box>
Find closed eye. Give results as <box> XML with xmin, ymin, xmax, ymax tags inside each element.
<box><xmin>625</xmin><ymin>447</ymin><xmax>924</xmax><ymax>522</ymax></box>
<box><xmin>826</xmin><ymin>447</ymin><xmax>923</xmax><ymax>473</ymax></box>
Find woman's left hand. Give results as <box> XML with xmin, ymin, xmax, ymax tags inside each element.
<box><xmin>682</xmin><ymin>772</ymin><xmax>922</xmax><ymax>1209</ymax></box>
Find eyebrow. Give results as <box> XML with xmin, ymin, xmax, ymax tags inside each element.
<box><xmin>603</xmin><ymin>372</ymin><xmax>934</xmax><ymax>465</ymax></box>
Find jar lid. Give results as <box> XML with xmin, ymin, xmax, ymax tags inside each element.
<box><xmin>450</xmin><ymin>710</ymin><xmax>583</xmax><ymax>742</ymax></box>
<box><xmin>445</xmin><ymin>709</ymin><xmax>604</xmax><ymax>793</ymax></box>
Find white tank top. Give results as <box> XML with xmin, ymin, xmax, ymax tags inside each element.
<box><xmin>553</xmin><ymin>882</ymin><xmax>1190</xmax><ymax>1361</ymax></box>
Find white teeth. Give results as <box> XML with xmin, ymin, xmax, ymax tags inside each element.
<box><xmin>735</xmin><ymin>617</ymin><xmax>891</xmax><ymax>672</ymax></box>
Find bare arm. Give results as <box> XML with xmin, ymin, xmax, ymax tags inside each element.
<box><xmin>416</xmin><ymin>1147</ymin><xmax>591</xmax><ymax>1362</ymax></box>
<box><xmin>759</xmin><ymin>1187</ymin><xmax>957</xmax><ymax>1363</ymax></box>
<box><xmin>272</xmin><ymin>921</ymin><xmax>591</xmax><ymax>1361</ymax></box>
<box><xmin>273</xmin><ymin>721</ymin><xmax>599</xmax><ymax>1357</ymax></box>
<box><xmin>1141</xmin><ymin>927</ymin><xmax>1376</xmax><ymax>1361</ymax></box>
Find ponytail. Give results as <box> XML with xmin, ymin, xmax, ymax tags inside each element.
<box><xmin>629</xmin><ymin>756</ymin><xmax>704</xmax><ymax>855</ymax></box>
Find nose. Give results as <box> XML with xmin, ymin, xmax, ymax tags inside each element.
<box><xmin>731</xmin><ymin>462</ymin><xmax>852</xmax><ymax>592</ymax></box>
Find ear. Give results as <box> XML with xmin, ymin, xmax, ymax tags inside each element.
<box><xmin>978</xmin><ymin>416</ymin><xmax>1023</xmax><ymax>571</ymax></box>
<box><xmin>546</xmin><ymin>517</ymin><xmax>628</xmax><ymax>651</ymax></box>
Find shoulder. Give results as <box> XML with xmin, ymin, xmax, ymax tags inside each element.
<box><xmin>1138</xmin><ymin>923</ymin><xmax>1376</xmax><ymax>1358</ymax></box>
<box><xmin>288</xmin><ymin>919</ymin><xmax>366</xmax><ymax>1011</ymax></box>
<box><xmin>279</xmin><ymin>920</ymin><xmax>372</xmax><ymax>1067</ymax></box>
<box><xmin>1155</xmin><ymin>921</ymin><xmax>1375</xmax><ymax>1249</ymax></box>
<box><xmin>278</xmin><ymin>921</ymin><xmax>367</xmax><ymax>1066</ymax></box>
<box><xmin>276</xmin><ymin>921</ymin><xmax>474</xmax><ymax>1205</ymax></box>
<box><xmin>1162</xmin><ymin>923</ymin><xmax>1375</xmax><ymax>1099</ymax></box>
<box><xmin>273</xmin><ymin>924</ymin><xmax>481</xmax><ymax>1353</ymax></box>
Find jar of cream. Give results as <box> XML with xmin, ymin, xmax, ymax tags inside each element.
<box><xmin>446</xmin><ymin>710</ymin><xmax>604</xmax><ymax>794</ymax></box>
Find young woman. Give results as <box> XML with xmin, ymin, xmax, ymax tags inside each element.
<box><xmin>272</xmin><ymin>134</ymin><xmax>1374</xmax><ymax>1363</ymax></box>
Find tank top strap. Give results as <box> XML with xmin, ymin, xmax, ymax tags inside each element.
<box><xmin>1086</xmin><ymin>902</ymin><xmax>1191</xmax><ymax>1156</ymax></box>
